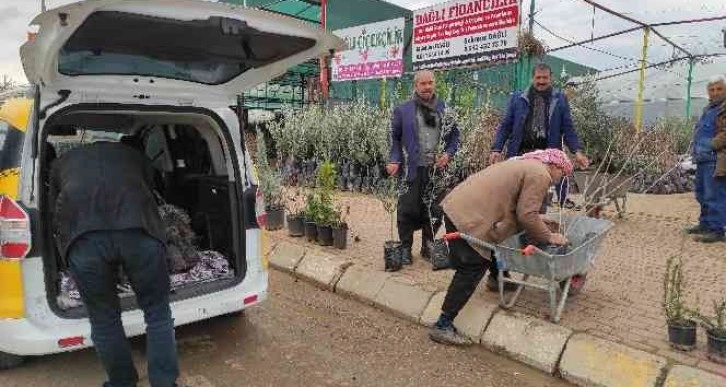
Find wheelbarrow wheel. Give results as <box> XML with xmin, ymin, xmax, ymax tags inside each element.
<box><xmin>560</xmin><ymin>274</ymin><xmax>587</xmax><ymax>296</ymax></box>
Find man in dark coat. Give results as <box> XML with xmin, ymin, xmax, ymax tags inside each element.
<box><xmin>685</xmin><ymin>76</ymin><xmax>726</xmax><ymax>243</ymax></box>
<box><xmin>49</xmin><ymin>141</ymin><xmax>179</xmax><ymax>387</ymax></box>
<box><xmin>386</xmin><ymin>70</ymin><xmax>460</xmax><ymax>265</ymax></box>
<box><xmin>489</xmin><ymin>63</ymin><xmax>589</xmax><ymax>207</ymax></box>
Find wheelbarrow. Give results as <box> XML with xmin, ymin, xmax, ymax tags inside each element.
<box><xmin>572</xmin><ymin>171</ymin><xmax>632</xmax><ymax>218</ymax></box>
<box><xmin>443</xmin><ymin>215</ymin><xmax>614</xmax><ymax>323</ymax></box>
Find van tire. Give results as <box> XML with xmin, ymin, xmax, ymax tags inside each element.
<box><xmin>0</xmin><ymin>352</ymin><xmax>24</xmax><ymax>370</ymax></box>
<box><xmin>223</xmin><ymin>310</ymin><xmax>246</xmax><ymax>319</ymax></box>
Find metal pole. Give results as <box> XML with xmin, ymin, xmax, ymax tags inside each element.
<box><xmin>528</xmin><ymin>0</ymin><xmax>535</xmax><ymax>32</ymax></box>
<box><xmin>41</xmin><ymin>0</ymin><xmax>47</xmax><ymax>12</ymax></box>
<box><xmin>634</xmin><ymin>27</ymin><xmax>650</xmax><ymax>132</ymax></box>
<box><xmin>686</xmin><ymin>58</ymin><xmax>694</xmax><ymax>118</ymax></box>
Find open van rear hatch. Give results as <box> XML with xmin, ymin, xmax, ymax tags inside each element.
<box><xmin>21</xmin><ymin>0</ymin><xmax>342</xmax><ymax>100</ymax></box>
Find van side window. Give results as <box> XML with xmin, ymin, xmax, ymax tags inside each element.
<box><xmin>0</xmin><ymin>120</ymin><xmax>24</xmax><ymax>171</ymax></box>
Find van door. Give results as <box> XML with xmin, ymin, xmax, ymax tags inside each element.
<box><xmin>21</xmin><ymin>0</ymin><xmax>342</xmax><ymax>102</ymax></box>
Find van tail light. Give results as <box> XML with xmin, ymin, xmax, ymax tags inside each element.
<box><xmin>254</xmin><ymin>187</ymin><xmax>267</xmax><ymax>229</ymax></box>
<box><xmin>0</xmin><ymin>196</ymin><xmax>32</xmax><ymax>260</ymax></box>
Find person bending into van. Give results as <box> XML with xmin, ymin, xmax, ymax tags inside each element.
<box><xmin>49</xmin><ymin>141</ymin><xmax>179</xmax><ymax>387</ymax></box>
<box><xmin>429</xmin><ymin>149</ymin><xmax>572</xmax><ymax>345</ymax></box>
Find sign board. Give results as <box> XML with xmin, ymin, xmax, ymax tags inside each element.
<box><xmin>413</xmin><ymin>0</ymin><xmax>520</xmax><ymax>71</ymax></box>
<box><xmin>331</xmin><ymin>18</ymin><xmax>406</xmax><ymax>82</ymax></box>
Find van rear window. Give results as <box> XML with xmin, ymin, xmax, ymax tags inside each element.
<box><xmin>58</xmin><ymin>11</ymin><xmax>317</xmax><ymax>85</ymax></box>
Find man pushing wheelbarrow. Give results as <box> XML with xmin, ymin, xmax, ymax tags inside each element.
<box><xmin>430</xmin><ymin>149</ymin><xmax>595</xmax><ymax>346</ymax></box>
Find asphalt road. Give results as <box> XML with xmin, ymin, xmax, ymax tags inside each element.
<box><xmin>0</xmin><ymin>271</ymin><xmax>571</xmax><ymax>386</ymax></box>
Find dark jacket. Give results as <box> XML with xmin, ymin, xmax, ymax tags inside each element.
<box><xmin>714</xmin><ymin>100</ymin><xmax>726</xmax><ymax>177</ymax></box>
<box><xmin>49</xmin><ymin>142</ymin><xmax>166</xmax><ymax>259</ymax></box>
<box><xmin>389</xmin><ymin>99</ymin><xmax>460</xmax><ymax>181</ymax></box>
<box><xmin>492</xmin><ymin>87</ymin><xmax>582</xmax><ymax>158</ymax></box>
<box><xmin>693</xmin><ymin>100</ymin><xmax>722</xmax><ymax>164</ymax></box>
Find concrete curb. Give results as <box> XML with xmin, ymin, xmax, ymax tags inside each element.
<box><xmin>268</xmin><ymin>240</ymin><xmax>726</xmax><ymax>387</ymax></box>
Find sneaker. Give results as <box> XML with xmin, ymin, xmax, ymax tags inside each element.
<box><xmin>486</xmin><ymin>275</ymin><xmax>518</xmax><ymax>292</ymax></box>
<box><xmin>429</xmin><ymin>325</ymin><xmax>472</xmax><ymax>346</ymax></box>
<box><xmin>400</xmin><ymin>249</ymin><xmax>413</xmax><ymax>265</ymax></box>
<box><xmin>696</xmin><ymin>232</ymin><xmax>726</xmax><ymax>244</ymax></box>
<box><xmin>684</xmin><ymin>224</ymin><xmax>709</xmax><ymax>235</ymax></box>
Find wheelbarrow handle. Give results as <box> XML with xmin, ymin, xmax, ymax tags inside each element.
<box><xmin>442</xmin><ymin>232</ymin><xmax>540</xmax><ymax>256</ymax></box>
<box><xmin>443</xmin><ymin>232</ymin><xmax>461</xmax><ymax>241</ymax></box>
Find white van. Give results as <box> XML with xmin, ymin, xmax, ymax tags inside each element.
<box><xmin>0</xmin><ymin>0</ymin><xmax>341</xmax><ymax>368</ymax></box>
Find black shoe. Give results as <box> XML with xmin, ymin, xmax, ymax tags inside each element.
<box><xmin>429</xmin><ymin>325</ymin><xmax>472</xmax><ymax>346</ymax></box>
<box><xmin>697</xmin><ymin>232</ymin><xmax>726</xmax><ymax>244</ymax></box>
<box><xmin>684</xmin><ymin>224</ymin><xmax>709</xmax><ymax>235</ymax></box>
<box><xmin>401</xmin><ymin>249</ymin><xmax>413</xmax><ymax>265</ymax></box>
<box><xmin>486</xmin><ymin>275</ymin><xmax>517</xmax><ymax>292</ymax></box>
<box><xmin>420</xmin><ymin>244</ymin><xmax>431</xmax><ymax>261</ymax></box>
<box><xmin>561</xmin><ymin>199</ymin><xmax>580</xmax><ymax>210</ymax></box>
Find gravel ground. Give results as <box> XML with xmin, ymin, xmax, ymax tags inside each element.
<box><xmin>0</xmin><ymin>271</ymin><xmax>569</xmax><ymax>387</ymax></box>
<box><xmin>272</xmin><ymin>191</ymin><xmax>726</xmax><ymax>375</ymax></box>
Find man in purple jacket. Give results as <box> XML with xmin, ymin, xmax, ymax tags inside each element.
<box><xmin>386</xmin><ymin>70</ymin><xmax>460</xmax><ymax>265</ymax></box>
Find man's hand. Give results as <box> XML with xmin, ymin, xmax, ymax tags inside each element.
<box><xmin>548</xmin><ymin>233</ymin><xmax>568</xmax><ymax>246</ymax></box>
<box><xmin>435</xmin><ymin>153</ymin><xmax>450</xmax><ymax>169</ymax></box>
<box><xmin>574</xmin><ymin>151</ymin><xmax>590</xmax><ymax>169</ymax></box>
<box><xmin>488</xmin><ymin>151</ymin><xmax>503</xmax><ymax>165</ymax></box>
<box><xmin>386</xmin><ymin>163</ymin><xmax>400</xmax><ymax>176</ymax></box>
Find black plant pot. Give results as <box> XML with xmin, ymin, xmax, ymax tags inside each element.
<box><xmin>706</xmin><ymin>329</ymin><xmax>726</xmax><ymax>364</ymax></box>
<box><xmin>667</xmin><ymin>320</ymin><xmax>697</xmax><ymax>351</ymax></box>
<box><xmin>384</xmin><ymin>241</ymin><xmax>403</xmax><ymax>272</ymax></box>
<box><xmin>304</xmin><ymin>221</ymin><xmax>318</xmax><ymax>242</ymax></box>
<box><xmin>317</xmin><ymin>225</ymin><xmax>333</xmax><ymax>246</ymax></box>
<box><xmin>430</xmin><ymin>239</ymin><xmax>452</xmax><ymax>271</ymax></box>
<box><xmin>265</xmin><ymin>208</ymin><xmax>285</xmax><ymax>231</ymax></box>
<box><xmin>332</xmin><ymin>225</ymin><xmax>348</xmax><ymax>250</ymax></box>
<box><xmin>287</xmin><ymin>215</ymin><xmax>305</xmax><ymax>237</ymax></box>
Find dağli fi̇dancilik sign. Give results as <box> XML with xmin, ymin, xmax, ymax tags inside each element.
<box><xmin>413</xmin><ymin>0</ymin><xmax>520</xmax><ymax>71</ymax></box>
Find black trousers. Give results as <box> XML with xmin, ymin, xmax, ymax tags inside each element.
<box><xmin>440</xmin><ymin>215</ymin><xmax>499</xmax><ymax>320</ymax></box>
<box><xmin>397</xmin><ymin>166</ymin><xmax>443</xmax><ymax>251</ymax></box>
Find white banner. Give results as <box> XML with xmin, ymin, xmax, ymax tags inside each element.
<box><xmin>413</xmin><ymin>0</ymin><xmax>520</xmax><ymax>71</ymax></box>
<box><xmin>331</xmin><ymin>18</ymin><xmax>406</xmax><ymax>82</ymax></box>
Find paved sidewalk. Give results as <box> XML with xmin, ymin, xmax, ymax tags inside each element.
<box><xmin>270</xmin><ymin>192</ymin><xmax>726</xmax><ymax>378</ymax></box>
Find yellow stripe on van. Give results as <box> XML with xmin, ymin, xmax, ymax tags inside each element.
<box><xmin>260</xmin><ymin>229</ymin><xmax>269</xmax><ymax>270</ymax></box>
<box><xmin>0</xmin><ymin>98</ymin><xmax>33</xmax><ymax>132</ymax></box>
<box><xmin>0</xmin><ymin>168</ymin><xmax>21</xmax><ymax>200</ymax></box>
<box><xmin>0</xmin><ymin>260</ymin><xmax>24</xmax><ymax>318</ymax></box>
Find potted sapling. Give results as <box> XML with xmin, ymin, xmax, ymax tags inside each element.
<box><xmin>698</xmin><ymin>300</ymin><xmax>726</xmax><ymax>364</ymax></box>
<box><xmin>314</xmin><ymin>161</ymin><xmax>337</xmax><ymax>246</ymax></box>
<box><xmin>662</xmin><ymin>255</ymin><xmax>698</xmax><ymax>351</ymax></box>
<box><xmin>376</xmin><ymin>177</ymin><xmax>406</xmax><ymax>272</ymax></box>
<box><xmin>285</xmin><ymin>187</ymin><xmax>306</xmax><ymax>237</ymax></box>
<box><xmin>255</xmin><ymin>128</ymin><xmax>285</xmax><ymax>231</ymax></box>
<box><xmin>332</xmin><ymin>205</ymin><xmax>350</xmax><ymax>250</ymax></box>
<box><xmin>259</xmin><ymin>167</ymin><xmax>285</xmax><ymax>231</ymax></box>
<box><xmin>303</xmin><ymin>192</ymin><xmax>321</xmax><ymax>243</ymax></box>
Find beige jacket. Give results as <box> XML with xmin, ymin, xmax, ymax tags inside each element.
<box><xmin>441</xmin><ymin>159</ymin><xmax>554</xmax><ymax>258</ymax></box>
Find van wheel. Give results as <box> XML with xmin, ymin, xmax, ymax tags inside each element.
<box><xmin>0</xmin><ymin>352</ymin><xmax>24</xmax><ymax>370</ymax></box>
<box><xmin>223</xmin><ymin>310</ymin><xmax>246</xmax><ymax>319</ymax></box>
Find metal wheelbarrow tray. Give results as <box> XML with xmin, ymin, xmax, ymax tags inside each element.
<box><xmin>444</xmin><ymin>215</ymin><xmax>614</xmax><ymax>323</ymax></box>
